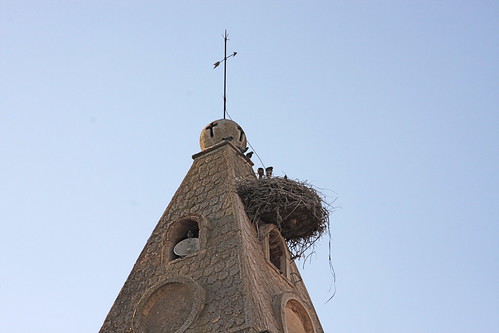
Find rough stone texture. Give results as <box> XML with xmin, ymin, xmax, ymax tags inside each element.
<box><xmin>99</xmin><ymin>140</ymin><xmax>324</xmax><ymax>333</ymax></box>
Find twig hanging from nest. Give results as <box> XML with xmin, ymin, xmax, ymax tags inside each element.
<box><xmin>236</xmin><ymin>177</ymin><xmax>331</xmax><ymax>258</ymax></box>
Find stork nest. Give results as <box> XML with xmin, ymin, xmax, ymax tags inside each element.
<box><xmin>237</xmin><ymin>177</ymin><xmax>330</xmax><ymax>258</ymax></box>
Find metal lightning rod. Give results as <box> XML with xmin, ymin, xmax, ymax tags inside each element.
<box><xmin>213</xmin><ymin>30</ymin><xmax>237</xmax><ymax>119</ymax></box>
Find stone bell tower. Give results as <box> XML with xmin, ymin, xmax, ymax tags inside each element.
<box><xmin>99</xmin><ymin>119</ymin><xmax>324</xmax><ymax>333</ymax></box>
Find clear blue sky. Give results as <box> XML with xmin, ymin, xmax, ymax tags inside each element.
<box><xmin>1</xmin><ymin>1</ymin><xmax>498</xmax><ymax>332</ymax></box>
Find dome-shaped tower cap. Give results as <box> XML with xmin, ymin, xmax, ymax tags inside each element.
<box><xmin>200</xmin><ymin>119</ymin><xmax>247</xmax><ymax>150</ymax></box>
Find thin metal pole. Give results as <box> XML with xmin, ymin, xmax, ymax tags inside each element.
<box><xmin>213</xmin><ymin>30</ymin><xmax>236</xmax><ymax>119</ymax></box>
<box><xmin>223</xmin><ymin>30</ymin><xmax>228</xmax><ymax>119</ymax></box>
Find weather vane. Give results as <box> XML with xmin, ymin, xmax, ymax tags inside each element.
<box><xmin>213</xmin><ymin>30</ymin><xmax>237</xmax><ymax>119</ymax></box>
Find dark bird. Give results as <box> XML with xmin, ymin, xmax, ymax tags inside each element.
<box><xmin>265</xmin><ymin>166</ymin><xmax>273</xmax><ymax>178</ymax></box>
<box><xmin>246</xmin><ymin>151</ymin><xmax>254</xmax><ymax>159</ymax></box>
<box><xmin>284</xmin><ymin>175</ymin><xmax>288</xmax><ymax>180</ymax></box>
<box><xmin>257</xmin><ymin>168</ymin><xmax>264</xmax><ymax>179</ymax></box>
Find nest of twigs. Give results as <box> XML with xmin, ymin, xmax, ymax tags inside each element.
<box><xmin>237</xmin><ymin>177</ymin><xmax>330</xmax><ymax>258</ymax></box>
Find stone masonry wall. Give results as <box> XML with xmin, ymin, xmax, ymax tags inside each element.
<box><xmin>100</xmin><ymin>142</ymin><xmax>323</xmax><ymax>333</ymax></box>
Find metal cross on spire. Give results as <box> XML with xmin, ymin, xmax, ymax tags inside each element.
<box><xmin>213</xmin><ymin>30</ymin><xmax>237</xmax><ymax>119</ymax></box>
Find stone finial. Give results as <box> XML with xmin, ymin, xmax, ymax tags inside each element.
<box><xmin>200</xmin><ymin>119</ymin><xmax>247</xmax><ymax>151</ymax></box>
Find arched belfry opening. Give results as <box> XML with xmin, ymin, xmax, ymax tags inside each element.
<box><xmin>269</xmin><ymin>228</ymin><xmax>287</xmax><ymax>274</ymax></box>
<box><xmin>259</xmin><ymin>224</ymin><xmax>291</xmax><ymax>279</ymax></box>
<box><xmin>164</xmin><ymin>217</ymin><xmax>201</xmax><ymax>262</ymax></box>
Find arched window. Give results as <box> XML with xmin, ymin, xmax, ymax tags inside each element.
<box><xmin>259</xmin><ymin>224</ymin><xmax>290</xmax><ymax>279</ymax></box>
<box><xmin>284</xmin><ymin>299</ymin><xmax>315</xmax><ymax>333</ymax></box>
<box><xmin>274</xmin><ymin>293</ymin><xmax>316</xmax><ymax>333</ymax></box>
<box><xmin>269</xmin><ymin>229</ymin><xmax>286</xmax><ymax>274</ymax></box>
<box><xmin>163</xmin><ymin>216</ymin><xmax>207</xmax><ymax>262</ymax></box>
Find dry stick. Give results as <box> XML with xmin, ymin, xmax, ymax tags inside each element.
<box><xmin>236</xmin><ymin>177</ymin><xmax>330</xmax><ymax>259</ymax></box>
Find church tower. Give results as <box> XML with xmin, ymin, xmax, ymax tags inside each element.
<box><xmin>99</xmin><ymin>119</ymin><xmax>324</xmax><ymax>333</ymax></box>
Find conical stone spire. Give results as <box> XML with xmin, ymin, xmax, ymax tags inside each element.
<box><xmin>99</xmin><ymin>120</ymin><xmax>324</xmax><ymax>333</ymax></box>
